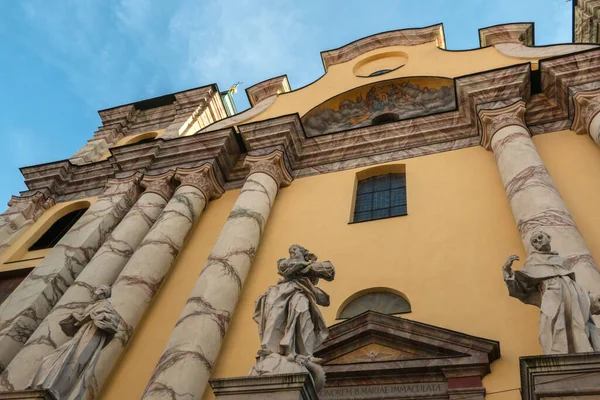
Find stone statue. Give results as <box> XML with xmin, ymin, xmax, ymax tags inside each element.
<box><xmin>28</xmin><ymin>285</ymin><xmax>120</xmax><ymax>399</ymax></box>
<box><xmin>250</xmin><ymin>245</ymin><xmax>335</xmax><ymax>392</ymax></box>
<box><xmin>502</xmin><ymin>230</ymin><xmax>600</xmax><ymax>354</ymax></box>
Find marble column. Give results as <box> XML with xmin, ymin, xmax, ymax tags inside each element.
<box><xmin>75</xmin><ymin>164</ymin><xmax>223</xmax><ymax>400</ymax></box>
<box><xmin>0</xmin><ymin>193</ymin><xmax>54</xmax><ymax>255</ymax></box>
<box><xmin>0</xmin><ymin>174</ymin><xmax>142</xmax><ymax>372</ymax></box>
<box><xmin>572</xmin><ymin>88</ymin><xmax>600</xmax><ymax>146</ymax></box>
<box><xmin>142</xmin><ymin>151</ymin><xmax>292</xmax><ymax>400</ymax></box>
<box><xmin>0</xmin><ymin>172</ymin><xmax>176</xmax><ymax>391</ymax></box>
<box><xmin>479</xmin><ymin>101</ymin><xmax>600</xmax><ymax>300</ymax></box>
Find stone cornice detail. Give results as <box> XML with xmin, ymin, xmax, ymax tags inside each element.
<box><xmin>244</xmin><ymin>151</ymin><xmax>293</xmax><ymax>188</ymax></box>
<box><xmin>19</xmin><ymin>129</ymin><xmax>238</xmax><ymax>202</ymax></box>
<box><xmin>320</xmin><ymin>24</ymin><xmax>445</xmax><ymax>71</ymax></box>
<box><xmin>175</xmin><ymin>164</ymin><xmax>224</xmax><ymax>200</ymax></box>
<box><xmin>96</xmin><ymin>85</ymin><xmax>218</xmax><ymax>138</ymax></box>
<box><xmin>245</xmin><ymin>75</ymin><xmax>291</xmax><ymax>107</ymax></box>
<box><xmin>572</xmin><ymin>88</ymin><xmax>600</xmax><ymax>134</ymax></box>
<box><xmin>14</xmin><ymin>48</ymin><xmax>600</xmax><ymax>201</ymax></box>
<box><xmin>478</xmin><ymin>101</ymin><xmax>529</xmax><ymax>150</ymax></box>
<box><xmin>574</xmin><ymin>0</ymin><xmax>600</xmax><ymax>43</ymax></box>
<box><xmin>101</xmin><ymin>172</ymin><xmax>143</xmax><ymax>199</ymax></box>
<box><xmin>479</xmin><ymin>23</ymin><xmax>534</xmax><ymax>47</ymax></box>
<box><xmin>4</xmin><ymin>192</ymin><xmax>54</xmax><ymax>220</ymax></box>
<box><xmin>141</xmin><ymin>171</ymin><xmax>177</xmax><ymax>201</ymax></box>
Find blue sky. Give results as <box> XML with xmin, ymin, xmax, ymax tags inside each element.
<box><xmin>0</xmin><ymin>0</ymin><xmax>573</xmax><ymax>211</ymax></box>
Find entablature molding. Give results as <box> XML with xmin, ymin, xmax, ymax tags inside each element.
<box><xmin>14</xmin><ymin>48</ymin><xmax>600</xmax><ymax>203</ymax></box>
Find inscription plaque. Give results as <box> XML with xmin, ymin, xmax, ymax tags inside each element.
<box><xmin>319</xmin><ymin>382</ymin><xmax>448</xmax><ymax>399</ymax></box>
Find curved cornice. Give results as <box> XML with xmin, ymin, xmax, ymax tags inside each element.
<box><xmin>320</xmin><ymin>24</ymin><xmax>445</xmax><ymax>72</ymax></box>
<box><xmin>15</xmin><ymin>48</ymin><xmax>600</xmax><ymax>201</ymax></box>
<box><xmin>479</xmin><ymin>22</ymin><xmax>534</xmax><ymax>47</ymax></box>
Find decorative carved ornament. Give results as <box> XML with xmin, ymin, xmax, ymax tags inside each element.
<box><xmin>315</xmin><ymin>312</ymin><xmax>500</xmax><ymax>398</ymax></box>
<box><xmin>4</xmin><ymin>192</ymin><xmax>54</xmax><ymax>220</ymax></box>
<box><xmin>141</xmin><ymin>171</ymin><xmax>177</xmax><ymax>201</ymax></box>
<box><xmin>572</xmin><ymin>88</ymin><xmax>600</xmax><ymax>135</ymax></box>
<box><xmin>101</xmin><ymin>172</ymin><xmax>143</xmax><ymax>199</ymax></box>
<box><xmin>175</xmin><ymin>163</ymin><xmax>224</xmax><ymax>200</ymax></box>
<box><xmin>478</xmin><ymin>101</ymin><xmax>529</xmax><ymax>150</ymax></box>
<box><xmin>244</xmin><ymin>150</ymin><xmax>293</xmax><ymax>188</ymax></box>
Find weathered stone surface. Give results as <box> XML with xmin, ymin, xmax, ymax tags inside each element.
<box><xmin>210</xmin><ymin>373</ymin><xmax>318</xmax><ymax>400</ymax></box>
<box><xmin>0</xmin><ymin>175</ymin><xmax>141</xmax><ymax>373</ymax></box>
<box><xmin>250</xmin><ymin>245</ymin><xmax>335</xmax><ymax>393</ymax></box>
<box><xmin>26</xmin><ymin>286</ymin><xmax>118</xmax><ymax>399</ymax></box>
<box><xmin>0</xmin><ymin>389</ymin><xmax>55</xmax><ymax>399</ymax></box>
<box><xmin>0</xmin><ymin>193</ymin><xmax>54</xmax><ymax>255</ymax></box>
<box><xmin>520</xmin><ymin>352</ymin><xmax>600</xmax><ymax>400</ymax></box>
<box><xmin>479</xmin><ymin>101</ymin><xmax>600</xmax><ymax>327</ymax></box>
<box><xmin>572</xmin><ymin>88</ymin><xmax>600</xmax><ymax>145</ymax></box>
<box><xmin>141</xmin><ymin>152</ymin><xmax>291</xmax><ymax>400</ymax></box>
<box><xmin>0</xmin><ymin>179</ymin><xmax>172</xmax><ymax>391</ymax></box>
<box><xmin>315</xmin><ymin>312</ymin><xmax>499</xmax><ymax>392</ymax></box>
<box><xmin>75</xmin><ymin>166</ymin><xmax>221</xmax><ymax>400</ymax></box>
<box><xmin>503</xmin><ymin>231</ymin><xmax>600</xmax><ymax>354</ymax></box>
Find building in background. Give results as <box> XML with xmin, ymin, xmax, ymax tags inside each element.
<box><xmin>0</xmin><ymin>10</ymin><xmax>599</xmax><ymax>400</ymax></box>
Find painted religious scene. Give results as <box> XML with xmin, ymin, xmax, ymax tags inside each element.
<box><xmin>301</xmin><ymin>77</ymin><xmax>456</xmax><ymax>137</ymax></box>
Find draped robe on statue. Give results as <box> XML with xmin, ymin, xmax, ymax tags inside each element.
<box><xmin>28</xmin><ymin>298</ymin><xmax>120</xmax><ymax>399</ymax></box>
<box><xmin>505</xmin><ymin>251</ymin><xmax>600</xmax><ymax>354</ymax></box>
<box><xmin>253</xmin><ymin>258</ymin><xmax>333</xmax><ymax>358</ymax></box>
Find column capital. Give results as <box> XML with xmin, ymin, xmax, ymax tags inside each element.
<box><xmin>572</xmin><ymin>89</ymin><xmax>600</xmax><ymax>135</ymax></box>
<box><xmin>478</xmin><ymin>101</ymin><xmax>528</xmax><ymax>150</ymax></box>
<box><xmin>141</xmin><ymin>171</ymin><xmax>177</xmax><ymax>201</ymax></box>
<box><xmin>244</xmin><ymin>150</ymin><xmax>293</xmax><ymax>188</ymax></box>
<box><xmin>101</xmin><ymin>172</ymin><xmax>143</xmax><ymax>199</ymax></box>
<box><xmin>175</xmin><ymin>163</ymin><xmax>224</xmax><ymax>200</ymax></box>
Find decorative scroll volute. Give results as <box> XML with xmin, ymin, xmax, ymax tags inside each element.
<box><xmin>101</xmin><ymin>172</ymin><xmax>143</xmax><ymax>199</ymax></box>
<box><xmin>141</xmin><ymin>171</ymin><xmax>177</xmax><ymax>201</ymax></box>
<box><xmin>572</xmin><ymin>89</ymin><xmax>600</xmax><ymax>135</ymax></box>
<box><xmin>478</xmin><ymin>101</ymin><xmax>528</xmax><ymax>150</ymax></box>
<box><xmin>244</xmin><ymin>150</ymin><xmax>293</xmax><ymax>188</ymax></box>
<box><xmin>175</xmin><ymin>164</ymin><xmax>224</xmax><ymax>200</ymax></box>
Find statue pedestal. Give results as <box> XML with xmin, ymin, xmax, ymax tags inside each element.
<box><xmin>0</xmin><ymin>390</ymin><xmax>55</xmax><ymax>400</ymax></box>
<box><xmin>520</xmin><ymin>352</ymin><xmax>600</xmax><ymax>399</ymax></box>
<box><xmin>209</xmin><ymin>373</ymin><xmax>319</xmax><ymax>400</ymax></box>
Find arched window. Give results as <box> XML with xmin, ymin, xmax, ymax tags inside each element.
<box><xmin>28</xmin><ymin>208</ymin><xmax>88</xmax><ymax>251</ymax></box>
<box><xmin>338</xmin><ymin>289</ymin><xmax>411</xmax><ymax>319</ymax></box>
<box><xmin>353</xmin><ymin>173</ymin><xmax>406</xmax><ymax>222</ymax></box>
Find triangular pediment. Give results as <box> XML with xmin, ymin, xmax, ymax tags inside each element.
<box><xmin>316</xmin><ymin>311</ymin><xmax>500</xmax><ymax>386</ymax></box>
<box><xmin>328</xmin><ymin>341</ymin><xmax>458</xmax><ymax>364</ymax></box>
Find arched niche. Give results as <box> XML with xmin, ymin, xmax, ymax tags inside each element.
<box><xmin>337</xmin><ymin>287</ymin><xmax>411</xmax><ymax>319</ymax></box>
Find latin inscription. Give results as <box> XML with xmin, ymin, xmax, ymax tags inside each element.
<box><xmin>320</xmin><ymin>382</ymin><xmax>447</xmax><ymax>399</ymax></box>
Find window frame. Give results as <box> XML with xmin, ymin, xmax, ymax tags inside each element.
<box><xmin>350</xmin><ymin>172</ymin><xmax>408</xmax><ymax>223</ymax></box>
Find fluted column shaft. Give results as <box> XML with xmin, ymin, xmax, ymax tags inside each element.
<box><xmin>75</xmin><ymin>164</ymin><xmax>223</xmax><ymax>400</ymax></box>
<box><xmin>142</xmin><ymin>151</ymin><xmax>292</xmax><ymax>400</ymax></box>
<box><xmin>0</xmin><ymin>173</ymin><xmax>176</xmax><ymax>391</ymax></box>
<box><xmin>0</xmin><ymin>193</ymin><xmax>54</xmax><ymax>255</ymax></box>
<box><xmin>480</xmin><ymin>101</ymin><xmax>600</xmax><ymax>299</ymax></box>
<box><xmin>0</xmin><ymin>175</ymin><xmax>141</xmax><ymax>372</ymax></box>
<box><xmin>573</xmin><ymin>88</ymin><xmax>600</xmax><ymax>146</ymax></box>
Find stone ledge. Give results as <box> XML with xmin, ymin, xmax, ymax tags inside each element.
<box><xmin>520</xmin><ymin>352</ymin><xmax>600</xmax><ymax>400</ymax></box>
<box><xmin>0</xmin><ymin>390</ymin><xmax>56</xmax><ymax>400</ymax></box>
<box><xmin>210</xmin><ymin>373</ymin><xmax>318</xmax><ymax>400</ymax></box>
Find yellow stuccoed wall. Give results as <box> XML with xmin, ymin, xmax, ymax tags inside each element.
<box><xmin>100</xmin><ymin>129</ymin><xmax>600</xmax><ymax>400</ymax></box>
<box><xmin>244</xmin><ymin>43</ymin><xmax>538</xmax><ymax>123</ymax></box>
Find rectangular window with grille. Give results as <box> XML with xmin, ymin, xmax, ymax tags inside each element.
<box><xmin>353</xmin><ymin>173</ymin><xmax>407</xmax><ymax>223</ymax></box>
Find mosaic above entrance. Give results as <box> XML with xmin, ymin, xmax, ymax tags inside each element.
<box><xmin>301</xmin><ymin>77</ymin><xmax>456</xmax><ymax>137</ymax></box>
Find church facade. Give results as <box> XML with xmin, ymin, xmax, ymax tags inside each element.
<box><xmin>0</xmin><ymin>9</ymin><xmax>600</xmax><ymax>400</ymax></box>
